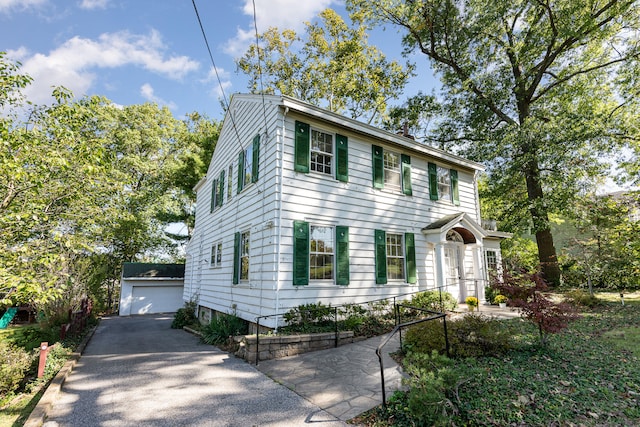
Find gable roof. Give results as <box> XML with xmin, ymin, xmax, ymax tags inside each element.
<box><xmin>122</xmin><ymin>263</ymin><xmax>185</xmax><ymax>279</ymax></box>
<box><xmin>227</xmin><ymin>93</ymin><xmax>486</xmax><ymax>172</ymax></box>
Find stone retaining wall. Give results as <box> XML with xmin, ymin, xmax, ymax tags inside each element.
<box><xmin>234</xmin><ymin>331</ymin><xmax>355</xmax><ymax>363</ymax></box>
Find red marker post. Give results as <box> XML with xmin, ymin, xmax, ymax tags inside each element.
<box><xmin>37</xmin><ymin>342</ymin><xmax>49</xmax><ymax>378</ymax></box>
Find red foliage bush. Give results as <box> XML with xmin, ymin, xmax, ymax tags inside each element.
<box><xmin>493</xmin><ymin>270</ymin><xmax>579</xmax><ymax>344</ymax></box>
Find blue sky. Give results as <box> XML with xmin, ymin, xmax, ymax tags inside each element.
<box><xmin>1</xmin><ymin>0</ymin><xmax>438</xmax><ymax>121</ymax></box>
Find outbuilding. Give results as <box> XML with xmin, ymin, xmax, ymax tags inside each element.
<box><xmin>119</xmin><ymin>263</ymin><xmax>185</xmax><ymax>316</ymax></box>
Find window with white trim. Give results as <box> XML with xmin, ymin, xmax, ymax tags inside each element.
<box><xmin>485</xmin><ymin>250</ymin><xmax>498</xmax><ymax>272</ymax></box>
<box><xmin>437</xmin><ymin>166</ymin><xmax>451</xmax><ymax>201</ymax></box>
<box><xmin>310</xmin><ymin>129</ymin><xmax>333</xmax><ymax>175</ymax></box>
<box><xmin>383</xmin><ymin>150</ymin><xmax>401</xmax><ymax>191</ymax></box>
<box><xmin>310</xmin><ymin>225</ymin><xmax>334</xmax><ymax>280</ymax></box>
<box><xmin>240</xmin><ymin>231</ymin><xmax>250</xmax><ymax>281</ymax></box>
<box><xmin>386</xmin><ymin>233</ymin><xmax>405</xmax><ymax>281</ymax></box>
<box><xmin>210</xmin><ymin>242</ymin><xmax>222</xmax><ymax>267</ymax></box>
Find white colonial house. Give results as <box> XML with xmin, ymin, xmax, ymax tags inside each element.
<box><xmin>184</xmin><ymin>94</ymin><xmax>509</xmax><ymax>329</ymax></box>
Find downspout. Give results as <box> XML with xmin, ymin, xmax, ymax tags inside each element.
<box><xmin>274</xmin><ymin>106</ymin><xmax>288</xmax><ymax>331</ymax></box>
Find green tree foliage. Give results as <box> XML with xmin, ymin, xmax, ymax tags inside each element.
<box><xmin>348</xmin><ymin>0</ymin><xmax>640</xmax><ymax>285</ymax></box>
<box><xmin>563</xmin><ymin>192</ymin><xmax>640</xmax><ymax>290</ymax></box>
<box><xmin>236</xmin><ymin>8</ymin><xmax>415</xmax><ymax>125</ymax></box>
<box><xmin>0</xmin><ymin>53</ymin><xmax>218</xmax><ymax>316</ymax></box>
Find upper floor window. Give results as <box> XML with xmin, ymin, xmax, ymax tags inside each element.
<box><xmin>210</xmin><ymin>169</ymin><xmax>225</xmax><ymax>212</ymax></box>
<box><xmin>428</xmin><ymin>162</ymin><xmax>459</xmax><ymax>205</ymax></box>
<box><xmin>292</xmin><ymin>220</ymin><xmax>349</xmax><ymax>286</ymax></box>
<box><xmin>372</xmin><ymin>145</ymin><xmax>412</xmax><ymax>196</ymax></box>
<box><xmin>294</xmin><ymin>120</ymin><xmax>348</xmax><ymax>182</ymax></box>
<box><xmin>227</xmin><ymin>165</ymin><xmax>233</xmax><ymax>200</ymax></box>
<box><xmin>237</xmin><ymin>135</ymin><xmax>260</xmax><ymax>193</ymax></box>
<box><xmin>374</xmin><ymin>229</ymin><xmax>416</xmax><ymax>284</ymax></box>
<box><xmin>311</xmin><ymin>130</ymin><xmax>333</xmax><ymax>175</ymax></box>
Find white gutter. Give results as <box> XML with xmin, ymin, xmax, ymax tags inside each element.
<box><xmin>274</xmin><ymin>106</ymin><xmax>288</xmax><ymax>331</ymax></box>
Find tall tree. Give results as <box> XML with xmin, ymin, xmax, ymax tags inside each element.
<box><xmin>237</xmin><ymin>8</ymin><xmax>415</xmax><ymax>125</ymax></box>
<box><xmin>349</xmin><ymin>0</ymin><xmax>640</xmax><ymax>284</ymax></box>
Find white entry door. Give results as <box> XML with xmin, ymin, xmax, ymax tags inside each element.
<box><xmin>444</xmin><ymin>246</ymin><xmax>465</xmax><ymax>301</ymax></box>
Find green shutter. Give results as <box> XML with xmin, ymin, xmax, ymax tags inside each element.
<box><xmin>336</xmin><ymin>226</ymin><xmax>349</xmax><ymax>286</ymax></box>
<box><xmin>372</xmin><ymin>145</ymin><xmax>384</xmax><ymax>189</ymax></box>
<box><xmin>233</xmin><ymin>232</ymin><xmax>240</xmax><ymax>284</ymax></box>
<box><xmin>293</xmin><ymin>220</ymin><xmax>309</xmax><ymax>285</ymax></box>
<box><xmin>237</xmin><ymin>150</ymin><xmax>244</xmax><ymax>194</ymax></box>
<box><xmin>401</xmin><ymin>154</ymin><xmax>412</xmax><ymax>196</ymax></box>
<box><xmin>252</xmin><ymin>134</ymin><xmax>260</xmax><ymax>183</ymax></box>
<box><xmin>336</xmin><ymin>134</ymin><xmax>348</xmax><ymax>182</ymax></box>
<box><xmin>374</xmin><ymin>229</ymin><xmax>387</xmax><ymax>284</ymax></box>
<box><xmin>210</xmin><ymin>178</ymin><xmax>217</xmax><ymax>212</ymax></box>
<box><xmin>294</xmin><ymin>121</ymin><xmax>310</xmax><ymax>173</ymax></box>
<box><xmin>405</xmin><ymin>232</ymin><xmax>417</xmax><ymax>284</ymax></box>
<box><xmin>450</xmin><ymin>169</ymin><xmax>460</xmax><ymax>206</ymax></box>
<box><xmin>428</xmin><ymin>162</ymin><xmax>438</xmax><ymax>200</ymax></box>
<box><xmin>218</xmin><ymin>170</ymin><xmax>225</xmax><ymax>207</ymax></box>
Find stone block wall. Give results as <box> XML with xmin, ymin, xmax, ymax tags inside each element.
<box><xmin>234</xmin><ymin>331</ymin><xmax>355</xmax><ymax>363</ymax></box>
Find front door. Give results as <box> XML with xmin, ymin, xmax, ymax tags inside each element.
<box><xmin>444</xmin><ymin>246</ymin><xmax>465</xmax><ymax>301</ymax></box>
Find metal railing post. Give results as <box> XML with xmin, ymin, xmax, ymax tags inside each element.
<box><xmin>255</xmin><ymin>317</ymin><xmax>261</xmax><ymax>366</ymax></box>
<box><xmin>334</xmin><ymin>306</ymin><xmax>339</xmax><ymax>348</ymax></box>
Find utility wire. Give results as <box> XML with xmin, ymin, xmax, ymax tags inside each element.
<box><xmin>252</xmin><ymin>0</ymin><xmax>269</xmax><ymax>135</ymax></box>
<box><xmin>191</xmin><ymin>0</ymin><xmax>243</xmax><ymax>148</ymax></box>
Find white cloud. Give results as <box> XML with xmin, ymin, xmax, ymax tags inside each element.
<box><xmin>224</xmin><ymin>0</ymin><xmax>339</xmax><ymax>56</ymax></box>
<box><xmin>78</xmin><ymin>0</ymin><xmax>109</xmax><ymax>10</ymax></box>
<box><xmin>0</xmin><ymin>0</ymin><xmax>47</xmax><ymax>14</ymax></box>
<box><xmin>140</xmin><ymin>83</ymin><xmax>177</xmax><ymax>110</ymax></box>
<box><xmin>7</xmin><ymin>30</ymin><xmax>199</xmax><ymax>104</ymax></box>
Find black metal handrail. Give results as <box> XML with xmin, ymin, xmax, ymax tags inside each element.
<box><xmin>253</xmin><ymin>287</ymin><xmax>446</xmax><ymax>365</ymax></box>
<box><xmin>376</xmin><ymin>306</ymin><xmax>449</xmax><ymax>408</ymax></box>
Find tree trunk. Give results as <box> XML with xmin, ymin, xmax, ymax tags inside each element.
<box><xmin>524</xmin><ymin>158</ymin><xmax>561</xmax><ymax>285</ymax></box>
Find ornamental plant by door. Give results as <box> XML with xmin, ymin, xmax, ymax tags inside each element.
<box><xmin>465</xmin><ymin>296</ymin><xmax>479</xmax><ymax>311</ymax></box>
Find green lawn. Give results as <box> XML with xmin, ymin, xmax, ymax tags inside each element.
<box><xmin>353</xmin><ymin>297</ymin><xmax>640</xmax><ymax>426</ymax></box>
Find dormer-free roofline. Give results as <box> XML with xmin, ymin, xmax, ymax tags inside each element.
<box><xmin>226</xmin><ymin>93</ymin><xmax>486</xmax><ymax>172</ymax></box>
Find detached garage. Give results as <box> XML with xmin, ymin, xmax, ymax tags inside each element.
<box><xmin>119</xmin><ymin>263</ymin><xmax>185</xmax><ymax>316</ymax></box>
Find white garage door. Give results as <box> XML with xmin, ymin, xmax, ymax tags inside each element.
<box><xmin>130</xmin><ymin>285</ymin><xmax>184</xmax><ymax>315</ymax></box>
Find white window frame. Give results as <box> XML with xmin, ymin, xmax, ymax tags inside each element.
<box><xmin>239</xmin><ymin>230</ymin><xmax>250</xmax><ymax>281</ymax></box>
<box><xmin>437</xmin><ymin>166</ymin><xmax>451</xmax><ymax>202</ymax></box>
<box><xmin>386</xmin><ymin>232</ymin><xmax>405</xmax><ymax>281</ymax></box>
<box><xmin>211</xmin><ymin>242</ymin><xmax>222</xmax><ymax>268</ymax></box>
<box><xmin>243</xmin><ymin>145</ymin><xmax>253</xmax><ymax>187</ymax></box>
<box><xmin>383</xmin><ymin>150</ymin><xmax>402</xmax><ymax>191</ymax></box>
<box><xmin>310</xmin><ymin>128</ymin><xmax>334</xmax><ymax>176</ymax></box>
<box><xmin>309</xmin><ymin>225</ymin><xmax>335</xmax><ymax>281</ymax></box>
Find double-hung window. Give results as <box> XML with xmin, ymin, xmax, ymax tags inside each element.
<box><xmin>210</xmin><ymin>169</ymin><xmax>225</xmax><ymax>212</ymax></box>
<box><xmin>210</xmin><ymin>242</ymin><xmax>222</xmax><ymax>268</ymax></box>
<box><xmin>237</xmin><ymin>135</ymin><xmax>260</xmax><ymax>193</ymax></box>
<box><xmin>292</xmin><ymin>221</ymin><xmax>349</xmax><ymax>286</ymax></box>
<box><xmin>374</xmin><ymin>230</ymin><xmax>416</xmax><ymax>284</ymax></box>
<box><xmin>294</xmin><ymin>121</ymin><xmax>348</xmax><ymax>182</ymax></box>
<box><xmin>233</xmin><ymin>230</ymin><xmax>250</xmax><ymax>283</ymax></box>
<box><xmin>485</xmin><ymin>250</ymin><xmax>497</xmax><ymax>272</ymax></box>
<box><xmin>311</xmin><ymin>129</ymin><xmax>333</xmax><ymax>175</ymax></box>
<box><xmin>372</xmin><ymin>145</ymin><xmax>412</xmax><ymax>195</ymax></box>
<box><xmin>428</xmin><ymin>162</ymin><xmax>459</xmax><ymax>205</ymax></box>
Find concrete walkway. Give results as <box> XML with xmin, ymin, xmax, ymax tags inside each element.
<box><xmin>257</xmin><ymin>303</ymin><xmax>521</xmax><ymax>422</ymax></box>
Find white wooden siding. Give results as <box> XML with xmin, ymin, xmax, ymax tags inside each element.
<box><xmin>185</xmin><ymin>95</ymin><xmax>495</xmax><ymax>328</ymax></box>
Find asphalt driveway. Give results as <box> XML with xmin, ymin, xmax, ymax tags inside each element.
<box><xmin>43</xmin><ymin>315</ymin><xmax>347</xmax><ymax>427</ymax></box>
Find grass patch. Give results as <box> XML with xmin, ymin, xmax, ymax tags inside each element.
<box><xmin>351</xmin><ymin>299</ymin><xmax>640</xmax><ymax>426</ymax></box>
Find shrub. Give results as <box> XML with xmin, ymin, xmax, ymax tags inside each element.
<box><xmin>485</xmin><ymin>285</ymin><xmax>501</xmax><ymax>305</ymax></box>
<box><xmin>409</xmin><ymin>290</ymin><xmax>458</xmax><ymax>313</ymax></box>
<box><xmin>493</xmin><ymin>271</ymin><xmax>580</xmax><ymax>345</ymax></box>
<box><xmin>171</xmin><ymin>300</ymin><xmax>198</xmax><ymax>329</ymax></box>
<box><xmin>403</xmin><ymin>314</ymin><xmax>516</xmax><ymax>358</ymax></box>
<box><xmin>564</xmin><ymin>289</ymin><xmax>602</xmax><ymax>308</ymax></box>
<box><xmin>282</xmin><ymin>302</ymin><xmax>334</xmax><ymax>332</ymax></box>
<box><xmin>201</xmin><ymin>311</ymin><xmax>248</xmax><ymax>345</ymax></box>
<box><xmin>0</xmin><ymin>341</ymin><xmax>33</xmax><ymax>397</ymax></box>
<box><xmin>403</xmin><ymin>350</ymin><xmax>460</xmax><ymax>426</ymax></box>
